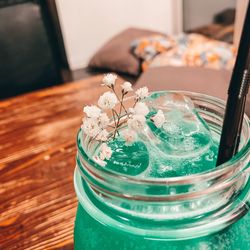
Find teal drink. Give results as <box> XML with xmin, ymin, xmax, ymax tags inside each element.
<box><xmin>74</xmin><ymin>202</ymin><xmax>250</xmax><ymax>250</ymax></box>
<box><xmin>74</xmin><ymin>91</ymin><xmax>250</xmax><ymax>249</ymax></box>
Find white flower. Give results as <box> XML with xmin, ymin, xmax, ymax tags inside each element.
<box><xmin>127</xmin><ymin>114</ymin><xmax>146</xmax><ymax>131</ymax></box>
<box><xmin>128</xmin><ymin>107</ymin><xmax>135</xmax><ymax>115</ymax></box>
<box><xmin>134</xmin><ymin>102</ymin><xmax>149</xmax><ymax>116</ymax></box>
<box><xmin>93</xmin><ymin>155</ymin><xmax>107</xmax><ymax>167</ymax></box>
<box><xmin>99</xmin><ymin>113</ymin><xmax>110</xmax><ymax>127</ymax></box>
<box><xmin>102</xmin><ymin>73</ymin><xmax>117</xmax><ymax>87</ymax></box>
<box><xmin>99</xmin><ymin>143</ymin><xmax>113</xmax><ymax>160</ymax></box>
<box><xmin>151</xmin><ymin>110</ymin><xmax>165</xmax><ymax>128</ymax></box>
<box><xmin>96</xmin><ymin>129</ymin><xmax>109</xmax><ymax>141</ymax></box>
<box><xmin>98</xmin><ymin>91</ymin><xmax>118</xmax><ymax>110</ymax></box>
<box><xmin>122</xmin><ymin>129</ymin><xmax>137</xmax><ymax>145</ymax></box>
<box><xmin>83</xmin><ymin>105</ymin><xmax>101</xmax><ymax>118</ymax></box>
<box><xmin>82</xmin><ymin>118</ymin><xmax>100</xmax><ymax>137</ymax></box>
<box><xmin>121</xmin><ymin>81</ymin><xmax>133</xmax><ymax>92</ymax></box>
<box><xmin>135</xmin><ymin>87</ymin><xmax>149</xmax><ymax>100</ymax></box>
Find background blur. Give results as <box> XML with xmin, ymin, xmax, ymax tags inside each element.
<box><xmin>56</xmin><ymin>0</ymin><xmax>236</xmax><ymax>69</ymax></box>
<box><xmin>0</xmin><ymin>0</ymin><xmax>248</xmax><ymax>99</ymax></box>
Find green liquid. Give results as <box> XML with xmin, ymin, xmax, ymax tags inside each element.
<box><xmin>75</xmin><ymin>92</ymin><xmax>249</xmax><ymax>249</ymax></box>
<box><xmin>74</xmin><ymin>204</ymin><xmax>250</xmax><ymax>250</ymax></box>
<box><xmin>99</xmin><ymin>109</ymin><xmax>218</xmax><ymax>178</ymax></box>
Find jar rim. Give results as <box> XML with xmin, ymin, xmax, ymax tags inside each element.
<box><xmin>77</xmin><ymin>91</ymin><xmax>250</xmax><ymax>185</ymax></box>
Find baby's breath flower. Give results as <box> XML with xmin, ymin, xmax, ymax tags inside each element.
<box><xmin>151</xmin><ymin>110</ymin><xmax>165</xmax><ymax>128</ymax></box>
<box><xmin>135</xmin><ymin>87</ymin><xmax>149</xmax><ymax>100</ymax></box>
<box><xmin>121</xmin><ymin>81</ymin><xmax>133</xmax><ymax>93</ymax></box>
<box><xmin>99</xmin><ymin>143</ymin><xmax>112</xmax><ymax>160</ymax></box>
<box><xmin>98</xmin><ymin>91</ymin><xmax>118</xmax><ymax>110</ymax></box>
<box><xmin>83</xmin><ymin>74</ymin><xmax>153</xmax><ymax>167</ymax></box>
<box><xmin>83</xmin><ymin>105</ymin><xmax>101</xmax><ymax>118</ymax></box>
<box><xmin>134</xmin><ymin>102</ymin><xmax>149</xmax><ymax>116</ymax></box>
<box><xmin>128</xmin><ymin>107</ymin><xmax>135</xmax><ymax>115</ymax></box>
<box><xmin>127</xmin><ymin>114</ymin><xmax>146</xmax><ymax>131</ymax></box>
<box><xmin>93</xmin><ymin>155</ymin><xmax>107</xmax><ymax>167</ymax></box>
<box><xmin>99</xmin><ymin>113</ymin><xmax>110</xmax><ymax>127</ymax></box>
<box><xmin>102</xmin><ymin>73</ymin><xmax>117</xmax><ymax>87</ymax></box>
<box><xmin>122</xmin><ymin>129</ymin><xmax>137</xmax><ymax>145</ymax></box>
<box><xmin>82</xmin><ymin>118</ymin><xmax>100</xmax><ymax>137</ymax></box>
<box><xmin>96</xmin><ymin>129</ymin><xmax>109</xmax><ymax>142</ymax></box>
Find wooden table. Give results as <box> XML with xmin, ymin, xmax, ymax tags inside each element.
<box><xmin>0</xmin><ymin>75</ymin><xmax>122</xmax><ymax>249</ymax></box>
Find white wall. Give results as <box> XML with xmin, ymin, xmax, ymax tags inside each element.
<box><xmin>56</xmin><ymin>0</ymin><xmax>182</xmax><ymax>70</ymax></box>
<box><xmin>184</xmin><ymin>0</ymin><xmax>236</xmax><ymax>30</ymax></box>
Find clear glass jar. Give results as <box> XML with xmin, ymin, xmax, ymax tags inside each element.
<box><xmin>74</xmin><ymin>91</ymin><xmax>250</xmax><ymax>248</ymax></box>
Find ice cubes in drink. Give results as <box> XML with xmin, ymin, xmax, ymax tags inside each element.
<box><xmin>101</xmin><ymin>92</ymin><xmax>218</xmax><ymax>178</ymax></box>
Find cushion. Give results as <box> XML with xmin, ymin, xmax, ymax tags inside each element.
<box><xmin>88</xmin><ymin>27</ymin><xmax>164</xmax><ymax>76</ymax></box>
<box><xmin>131</xmin><ymin>35</ymin><xmax>173</xmax><ymax>62</ymax></box>
<box><xmin>131</xmin><ymin>33</ymin><xmax>236</xmax><ymax>72</ymax></box>
<box><xmin>135</xmin><ymin>66</ymin><xmax>250</xmax><ymax>117</ymax></box>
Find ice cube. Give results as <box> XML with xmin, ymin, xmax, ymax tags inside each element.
<box><xmin>146</xmin><ymin>92</ymin><xmax>212</xmax><ymax>156</ymax></box>
<box><xmin>98</xmin><ymin>92</ymin><xmax>218</xmax><ymax>178</ymax></box>
<box><xmin>143</xmin><ymin>92</ymin><xmax>218</xmax><ymax>177</ymax></box>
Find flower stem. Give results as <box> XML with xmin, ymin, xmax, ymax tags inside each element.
<box><xmin>132</xmin><ymin>99</ymin><xmax>138</xmax><ymax>108</ymax></box>
<box><xmin>112</xmin><ymin>86</ymin><xmax>128</xmax><ymax>114</ymax></box>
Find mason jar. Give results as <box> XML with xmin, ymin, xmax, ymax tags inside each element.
<box><xmin>74</xmin><ymin>91</ymin><xmax>250</xmax><ymax>250</ymax></box>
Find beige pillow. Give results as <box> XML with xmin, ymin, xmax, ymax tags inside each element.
<box><xmin>88</xmin><ymin>27</ymin><xmax>164</xmax><ymax>76</ymax></box>
<box><xmin>135</xmin><ymin>66</ymin><xmax>250</xmax><ymax>117</ymax></box>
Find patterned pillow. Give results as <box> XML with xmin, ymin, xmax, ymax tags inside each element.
<box><xmin>131</xmin><ymin>33</ymin><xmax>236</xmax><ymax>71</ymax></box>
<box><xmin>131</xmin><ymin>35</ymin><xmax>174</xmax><ymax>70</ymax></box>
<box><xmin>88</xmin><ymin>28</ymin><xmax>164</xmax><ymax>76</ymax></box>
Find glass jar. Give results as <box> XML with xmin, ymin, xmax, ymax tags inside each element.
<box><xmin>74</xmin><ymin>91</ymin><xmax>250</xmax><ymax>249</ymax></box>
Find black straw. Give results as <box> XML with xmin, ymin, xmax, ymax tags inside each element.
<box><xmin>216</xmin><ymin>2</ymin><xmax>250</xmax><ymax>166</ymax></box>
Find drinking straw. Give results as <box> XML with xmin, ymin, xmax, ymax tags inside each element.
<box><xmin>216</xmin><ymin>2</ymin><xmax>250</xmax><ymax>166</ymax></box>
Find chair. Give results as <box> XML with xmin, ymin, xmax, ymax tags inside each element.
<box><xmin>0</xmin><ymin>0</ymin><xmax>69</xmax><ymax>99</ymax></box>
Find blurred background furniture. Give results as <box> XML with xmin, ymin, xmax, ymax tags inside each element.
<box><xmin>183</xmin><ymin>0</ymin><xmax>236</xmax><ymax>43</ymax></box>
<box><xmin>0</xmin><ymin>0</ymin><xmax>69</xmax><ymax>99</ymax></box>
<box><xmin>234</xmin><ymin>0</ymin><xmax>249</xmax><ymax>48</ymax></box>
<box><xmin>0</xmin><ymin>0</ymin><xmax>248</xmax><ymax>99</ymax></box>
<box><xmin>186</xmin><ymin>8</ymin><xmax>235</xmax><ymax>44</ymax></box>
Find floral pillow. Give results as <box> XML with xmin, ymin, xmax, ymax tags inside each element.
<box><xmin>131</xmin><ymin>35</ymin><xmax>174</xmax><ymax>70</ymax></box>
<box><xmin>131</xmin><ymin>33</ymin><xmax>236</xmax><ymax>71</ymax></box>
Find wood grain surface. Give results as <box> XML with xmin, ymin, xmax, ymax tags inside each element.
<box><xmin>0</xmin><ymin>75</ymin><xmax>123</xmax><ymax>249</ymax></box>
